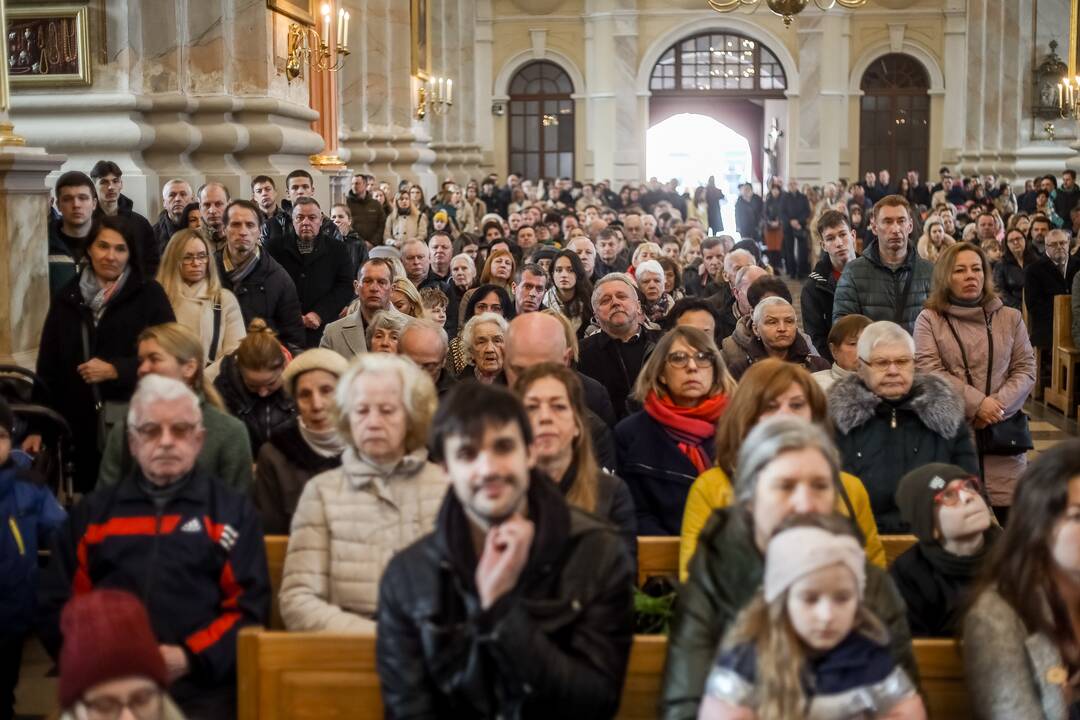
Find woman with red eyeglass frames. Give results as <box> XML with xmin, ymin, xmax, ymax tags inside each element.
<box><xmin>890</xmin><ymin>463</ymin><xmax>999</xmax><ymax>637</ymax></box>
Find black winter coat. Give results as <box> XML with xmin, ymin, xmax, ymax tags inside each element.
<box><xmin>154</xmin><ymin>210</ymin><xmax>185</xmax><ymax>255</ymax></box>
<box><xmin>993</xmin><ymin>250</ymin><xmax>1032</xmax><ymax>310</ymax></box>
<box><xmin>265</xmin><ymin>228</ymin><xmax>355</xmax><ymax>347</ymax></box>
<box><xmin>734</xmin><ymin>194</ymin><xmax>763</xmax><ymax>240</ymax></box>
<box><xmin>614</xmin><ymin>411</ymin><xmax>706</xmax><ymax>536</ymax></box>
<box><xmin>1024</xmin><ymin>254</ymin><xmax>1080</xmax><ymax>348</ymax></box>
<box><xmin>115</xmin><ymin>194</ymin><xmax>162</xmax><ymax>277</ymax></box>
<box><xmin>376</xmin><ymin>472</ymin><xmax>634</xmax><ymax>720</ymax></box>
<box><xmin>556</xmin><ymin>463</ymin><xmax>637</xmax><ymax>568</ymax></box>
<box><xmin>213</xmin><ymin>354</ymin><xmax>297</xmax><ymax>454</ymax></box>
<box><xmin>36</xmin><ymin>468</ymin><xmax>270</xmax><ymax>715</ymax></box>
<box><xmin>829</xmin><ymin>373</ymin><xmax>979</xmax><ymax>533</ymax></box>
<box><xmin>35</xmin><ymin>273</ymin><xmax>175</xmax><ymax>491</ymax></box>
<box><xmin>578</xmin><ymin>328</ymin><xmax>660</xmax><ymax>420</ymax></box>
<box><xmin>889</xmin><ymin>533</ymin><xmax>997</xmax><ymax>637</ymax></box>
<box><xmin>215</xmin><ymin>249</ymin><xmax>306</xmax><ymax>353</ymax></box>
<box><xmin>801</xmin><ymin>255</ymin><xmax>841</xmax><ymax>362</ymax></box>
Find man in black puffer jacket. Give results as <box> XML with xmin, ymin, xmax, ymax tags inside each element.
<box><xmin>802</xmin><ymin>209</ymin><xmax>856</xmax><ymax>362</ymax></box>
<box><xmin>377</xmin><ymin>384</ymin><xmax>634</xmax><ymax>720</ymax></box>
<box><xmin>832</xmin><ymin>196</ymin><xmax>932</xmax><ymax>335</ymax></box>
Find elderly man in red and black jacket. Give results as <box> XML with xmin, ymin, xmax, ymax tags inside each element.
<box><xmin>36</xmin><ymin>375</ymin><xmax>270</xmax><ymax>720</ymax></box>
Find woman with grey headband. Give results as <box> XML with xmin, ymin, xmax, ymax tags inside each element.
<box><xmin>660</xmin><ymin>416</ymin><xmax>916</xmax><ymax>720</ymax></box>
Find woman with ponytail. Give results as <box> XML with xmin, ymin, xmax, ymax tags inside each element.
<box><xmin>213</xmin><ymin>318</ymin><xmax>297</xmax><ymax>453</ymax></box>
<box><xmin>96</xmin><ymin>322</ymin><xmax>253</xmax><ymax>491</ymax></box>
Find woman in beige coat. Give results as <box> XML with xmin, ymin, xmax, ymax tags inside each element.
<box><xmin>279</xmin><ymin>353</ymin><xmax>446</xmax><ymax>632</ymax></box>
<box><xmin>157</xmin><ymin>229</ymin><xmax>245</xmax><ymax>382</ymax></box>
<box><xmin>383</xmin><ymin>191</ymin><xmax>428</xmax><ymax>247</ymax></box>
<box><xmin>913</xmin><ymin>242</ymin><xmax>1035</xmax><ymax>520</ymax></box>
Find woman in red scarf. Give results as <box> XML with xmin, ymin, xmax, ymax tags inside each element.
<box><xmin>614</xmin><ymin>326</ymin><xmax>735</xmax><ymax>535</ymax></box>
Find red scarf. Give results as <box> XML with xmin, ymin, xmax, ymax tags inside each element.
<box><xmin>643</xmin><ymin>390</ymin><xmax>728</xmax><ymax>474</ymax></box>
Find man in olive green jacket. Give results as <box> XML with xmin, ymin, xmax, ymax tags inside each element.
<box><xmin>660</xmin><ymin>507</ymin><xmax>917</xmax><ymax>719</ymax></box>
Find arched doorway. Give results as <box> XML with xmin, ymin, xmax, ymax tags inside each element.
<box><xmin>507</xmin><ymin>61</ymin><xmax>575</xmax><ymax>179</ymax></box>
<box><xmin>647</xmin><ymin>30</ymin><xmax>788</xmax><ymax>187</ymax></box>
<box><xmin>858</xmin><ymin>53</ymin><xmax>930</xmax><ymax>180</ymax></box>
<box><xmin>646</xmin><ymin>114</ymin><xmax>752</xmax><ymax>233</ymax></box>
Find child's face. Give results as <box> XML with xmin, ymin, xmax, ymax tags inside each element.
<box><xmin>427</xmin><ymin>304</ymin><xmax>447</xmax><ymax>326</ymax></box>
<box><xmin>786</xmin><ymin>564</ymin><xmax>859</xmax><ymax>652</ymax></box>
<box><xmin>935</xmin><ymin>478</ymin><xmax>991</xmax><ymax>542</ymax></box>
<box><xmin>0</xmin><ymin>428</ymin><xmax>11</xmax><ymax>465</ymax></box>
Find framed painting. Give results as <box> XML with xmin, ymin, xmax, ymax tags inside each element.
<box><xmin>411</xmin><ymin>0</ymin><xmax>431</xmax><ymax>79</ymax></box>
<box><xmin>267</xmin><ymin>0</ymin><xmax>314</xmax><ymax>27</ymax></box>
<box><xmin>6</xmin><ymin>4</ymin><xmax>92</xmax><ymax>87</ymax></box>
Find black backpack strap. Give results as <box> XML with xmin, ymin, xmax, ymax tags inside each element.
<box><xmin>207</xmin><ymin>300</ymin><xmax>223</xmax><ymax>363</ymax></box>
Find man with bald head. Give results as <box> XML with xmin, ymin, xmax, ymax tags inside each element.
<box><xmin>505</xmin><ymin>312</ymin><xmax>617</xmax><ymax>468</ymax></box>
<box><xmin>732</xmin><ymin>264</ymin><xmax>768</xmax><ymax>322</ymax></box>
<box><xmin>198</xmin><ymin>182</ymin><xmax>231</xmax><ymax>249</ymax></box>
<box><xmin>398</xmin><ymin>318</ymin><xmax>455</xmax><ymax>397</ymax></box>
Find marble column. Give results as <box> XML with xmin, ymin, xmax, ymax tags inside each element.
<box><xmin>940</xmin><ymin>0</ymin><xmax>967</xmax><ymax>164</ymax></box>
<box><xmin>795</xmin><ymin>13</ymin><xmax>849</xmax><ymax>184</ymax></box>
<box><xmin>584</xmin><ymin>0</ymin><xmax>640</xmax><ymax>186</ymax></box>
<box><xmin>474</xmin><ymin>0</ymin><xmax>496</xmax><ymax>172</ymax></box>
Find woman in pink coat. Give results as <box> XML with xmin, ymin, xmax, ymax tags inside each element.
<box><xmin>913</xmin><ymin>242</ymin><xmax>1035</xmax><ymax>523</ymax></box>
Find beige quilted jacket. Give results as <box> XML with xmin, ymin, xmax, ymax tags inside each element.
<box><xmin>279</xmin><ymin>447</ymin><xmax>448</xmax><ymax>632</ymax></box>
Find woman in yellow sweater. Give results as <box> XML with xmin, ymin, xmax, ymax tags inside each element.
<box><xmin>679</xmin><ymin>358</ymin><xmax>884</xmax><ymax>580</ymax></box>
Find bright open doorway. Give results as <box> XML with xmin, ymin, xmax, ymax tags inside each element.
<box><xmin>645</xmin><ymin>113</ymin><xmax>753</xmax><ymax>235</ymax></box>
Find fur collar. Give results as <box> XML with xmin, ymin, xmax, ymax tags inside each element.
<box><xmin>828</xmin><ymin>372</ymin><xmax>965</xmax><ymax>437</ymax></box>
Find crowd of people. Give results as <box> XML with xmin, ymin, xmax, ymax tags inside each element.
<box><xmin>4</xmin><ymin>161</ymin><xmax>1080</xmax><ymax>720</ymax></box>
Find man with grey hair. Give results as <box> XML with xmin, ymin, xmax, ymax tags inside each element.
<box><xmin>1025</xmin><ymin>228</ymin><xmax>1079</xmax><ymax>376</ymax></box>
<box><xmin>267</xmin><ymin>196</ymin><xmax>355</xmax><ymax>348</ymax></box>
<box><xmin>579</xmin><ymin>273</ymin><xmax>660</xmax><ymax>419</ymax></box>
<box><xmin>37</xmin><ymin>375</ymin><xmax>271</xmax><ymax>720</ymax></box>
<box><xmin>714</xmin><ymin>248</ymin><xmax>756</xmax><ymax>339</ymax></box>
<box><xmin>155</xmin><ymin>178</ymin><xmax>193</xmax><ymax>251</ymax></box>
<box><xmin>567</xmin><ymin>236</ymin><xmax>597</xmax><ymax>277</ymax></box>
<box><xmin>322</xmin><ymin>257</ymin><xmax>398</xmax><ymax>357</ymax></box>
<box><xmin>399</xmin><ymin>317</ymin><xmax>455</xmax><ymax>396</ymax></box>
<box><xmin>722</xmin><ymin>296</ymin><xmax>829</xmax><ymax>379</ymax></box>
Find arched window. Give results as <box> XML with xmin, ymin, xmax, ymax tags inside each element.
<box><xmin>858</xmin><ymin>53</ymin><xmax>930</xmax><ymax>180</ymax></box>
<box><xmin>508</xmin><ymin>61</ymin><xmax>575</xmax><ymax>180</ymax></box>
<box><xmin>649</xmin><ymin>31</ymin><xmax>787</xmax><ymax>95</ymax></box>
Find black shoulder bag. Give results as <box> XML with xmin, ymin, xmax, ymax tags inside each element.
<box><xmin>207</xmin><ymin>299</ymin><xmax>223</xmax><ymax>364</ymax></box>
<box><xmin>943</xmin><ymin>313</ymin><xmax>1032</xmax><ymax>456</ymax></box>
<box><xmin>81</xmin><ymin>319</ymin><xmax>129</xmax><ymax>452</ymax></box>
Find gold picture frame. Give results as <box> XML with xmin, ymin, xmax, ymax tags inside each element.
<box><xmin>267</xmin><ymin>0</ymin><xmax>315</xmax><ymax>28</ymax></box>
<box><xmin>6</xmin><ymin>4</ymin><xmax>92</xmax><ymax>87</ymax></box>
<box><xmin>411</xmin><ymin>0</ymin><xmax>431</xmax><ymax>80</ymax></box>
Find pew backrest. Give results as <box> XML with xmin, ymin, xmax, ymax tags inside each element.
<box><xmin>1054</xmin><ymin>294</ymin><xmax>1076</xmax><ymax>352</ymax></box>
<box><xmin>881</xmin><ymin>534</ymin><xmax>917</xmax><ymax>566</ymax></box>
<box><xmin>637</xmin><ymin>536</ymin><xmax>679</xmax><ymax>586</ymax></box>
<box><xmin>265</xmin><ymin>535</ymin><xmax>288</xmax><ymax>630</ymax></box>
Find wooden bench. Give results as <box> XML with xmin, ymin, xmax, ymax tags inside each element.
<box><xmin>238</xmin><ymin>629</ymin><xmax>969</xmax><ymax>720</ymax></box>
<box><xmin>265</xmin><ymin>536</ymin><xmax>288</xmax><ymax>630</ymax></box>
<box><xmin>882</xmin><ymin>534</ymin><xmax>917</xmax><ymax>566</ymax></box>
<box><xmin>1044</xmin><ymin>295</ymin><xmax>1080</xmax><ymax>417</ymax></box>
<box><xmin>637</xmin><ymin>536</ymin><xmax>679</xmax><ymax>586</ymax></box>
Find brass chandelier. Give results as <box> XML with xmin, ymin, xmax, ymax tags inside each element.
<box><xmin>707</xmin><ymin>0</ymin><xmax>868</xmax><ymax>28</ymax></box>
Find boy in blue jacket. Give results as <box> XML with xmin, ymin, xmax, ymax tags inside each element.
<box><xmin>0</xmin><ymin>396</ymin><xmax>65</xmax><ymax>720</ymax></box>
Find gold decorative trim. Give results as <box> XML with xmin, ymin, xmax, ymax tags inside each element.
<box><xmin>267</xmin><ymin>0</ymin><xmax>315</xmax><ymax>28</ymax></box>
<box><xmin>309</xmin><ymin>153</ymin><xmax>345</xmax><ymax>169</ymax></box>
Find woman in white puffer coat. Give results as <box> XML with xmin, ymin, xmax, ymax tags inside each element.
<box><xmin>279</xmin><ymin>352</ymin><xmax>446</xmax><ymax>632</ymax></box>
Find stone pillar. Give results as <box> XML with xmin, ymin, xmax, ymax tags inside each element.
<box><xmin>585</xmin><ymin>0</ymin><xmax>640</xmax><ymax>186</ymax></box>
<box><xmin>798</xmin><ymin>13</ymin><xmax>850</xmax><ymax>184</ymax></box>
<box><xmin>475</xmin><ymin>1</ymin><xmax>496</xmax><ymax>172</ymax></box>
<box><xmin>940</xmin><ymin>0</ymin><xmax>967</xmax><ymax>164</ymax></box>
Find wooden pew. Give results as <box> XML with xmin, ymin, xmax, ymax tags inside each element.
<box><xmin>881</xmin><ymin>534</ymin><xmax>917</xmax><ymax>566</ymax></box>
<box><xmin>265</xmin><ymin>535</ymin><xmax>288</xmax><ymax>630</ymax></box>
<box><xmin>237</xmin><ymin>628</ymin><xmax>382</xmax><ymax>720</ymax></box>
<box><xmin>1044</xmin><ymin>295</ymin><xmax>1080</xmax><ymax>417</ymax></box>
<box><xmin>637</xmin><ymin>536</ymin><xmax>679</xmax><ymax>586</ymax></box>
<box><xmin>238</xmin><ymin>629</ymin><xmax>969</xmax><ymax>720</ymax></box>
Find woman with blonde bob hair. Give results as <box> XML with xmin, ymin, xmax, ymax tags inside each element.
<box><xmin>389</xmin><ymin>277</ymin><xmax>428</xmax><ymax>319</ymax></box>
<box><xmin>914</xmin><ymin>241</ymin><xmax>1035</xmax><ymax>521</ymax></box>
<box><xmin>512</xmin><ymin>362</ymin><xmax>636</xmax><ymax>562</ymax></box>
<box><xmin>614</xmin><ymin>326</ymin><xmax>735</xmax><ymax>536</ymax></box>
<box><xmin>679</xmin><ymin>358</ymin><xmax>883</xmax><ymax>580</ymax></box>
<box><xmin>279</xmin><ymin>353</ymin><xmax>444</xmax><ymax>632</ymax></box>
<box><xmin>97</xmin><ymin>322</ymin><xmax>253</xmax><ymax>491</ymax></box>
<box><xmin>156</xmin><ymin>229</ymin><xmax>246</xmax><ymax>380</ymax></box>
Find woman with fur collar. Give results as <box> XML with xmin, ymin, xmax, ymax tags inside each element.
<box><xmin>828</xmin><ymin>321</ymin><xmax>979</xmax><ymax>534</ymax></box>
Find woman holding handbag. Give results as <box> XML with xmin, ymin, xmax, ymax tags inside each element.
<box><xmin>31</xmin><ymin>215</ymin><xmax>175</xmax><ymax>492</ymax></box>
<box><xmin>914</xmin><ymin>242</ymin><xmax>1036</xmax><ymax>524</ymax></box>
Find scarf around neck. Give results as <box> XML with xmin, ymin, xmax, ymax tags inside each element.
<box><xmin>79</xmin><ymin>265</ymin><xmax>130</xmax><ymax>325</ymax></box>
<box><xmin>643</xmin><ymin>389</ymin><xmax>728</xmax><ymax>473</ymax></box>
<box><xmin>298</xmin><ymin>419</ymin><xmax>347</xmax><ymax>458</ymax></box>
<box><xmin>224</xmin><ymin>247</ymin><xmax>260</xmax><ymax>284</ymax></box>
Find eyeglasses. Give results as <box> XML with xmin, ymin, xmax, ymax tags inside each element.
<box><xmin>666</xmin><ymin>351</ymin><xmax>715</xmax><ymax>369</ymax></box>
<box><xmin>80</xmin><ymin>687</ymin><xmax>162</xmax><ymax>720</ymax></box>
<box><xmin>860</xmin><ymin>357</ymin><xmax>914</xmax><ymax>371</ymax></box>
<box><xmin>933</xmin><ymin>477</ymin><xmax>982</xmax><ymax>507</ymax></box>
<box><xmin>131</xmin><ymin>421</ymin><xmax>201</xmax><ymax>442</ymax></box>
<box><xmin>181</xmin><ymin>252</ymin><xmax>210</xmax><ymax>265</ymax></box>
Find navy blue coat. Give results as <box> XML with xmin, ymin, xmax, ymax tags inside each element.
<box><xmin>614</xmin><ymin>411</ymin><xmax>708</xmax><ymax>536</ymax></box>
